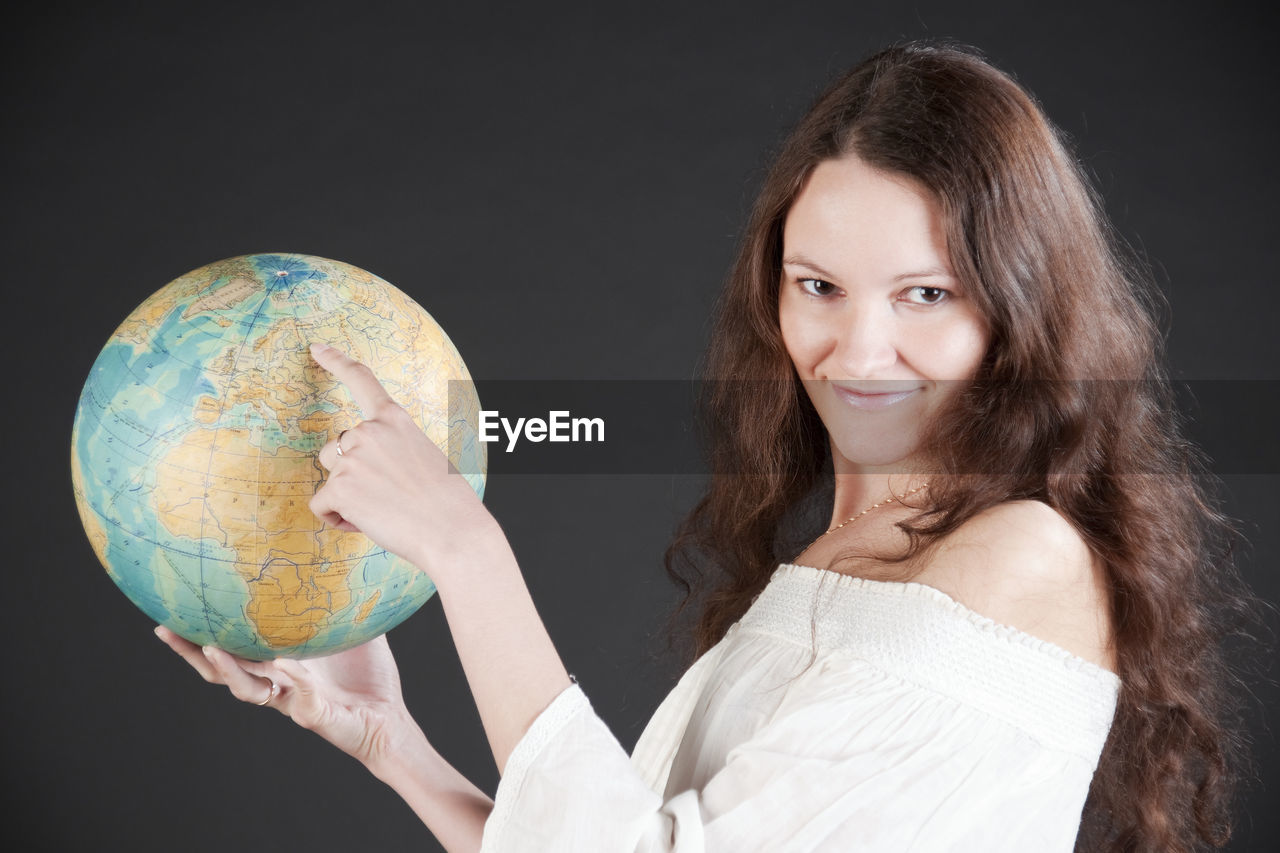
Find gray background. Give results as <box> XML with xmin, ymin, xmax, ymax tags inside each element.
<box><xmin>4</xmin><ymin>1</ymin><xmax>1277</xmax><ymax>850</ymax></box>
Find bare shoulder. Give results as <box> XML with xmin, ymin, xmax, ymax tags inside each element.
<box><xmin>916</xmin><ymin>500</ymin><xmax>1118</xmax><ymax>673</ymax></box>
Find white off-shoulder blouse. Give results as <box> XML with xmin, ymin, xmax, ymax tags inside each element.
<box><xmin>479</xmin><ymin>563</ymin><xmax>1121</xmax><ymax>852</ymax></box>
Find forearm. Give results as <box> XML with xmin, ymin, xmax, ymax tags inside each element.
<box><xmin>368</xmin><ymin>711</ymin><xmax>495</xmax><ymax>853</ymax></box>
<box><xmin>425</xmin><ymin>515</ymin><xmax>575</xmax><ymax>776</ymax></box>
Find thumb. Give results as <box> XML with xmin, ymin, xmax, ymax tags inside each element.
<box><xmin>273</xmin><ymin>658</ymin><xmax>327</xmax><ymax>729</ymax></box>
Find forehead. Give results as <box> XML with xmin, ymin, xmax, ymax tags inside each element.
<box><xmin>783</xmin><ymin>156</ymin><xmax>950</xmax><ymax>271</ymax></box>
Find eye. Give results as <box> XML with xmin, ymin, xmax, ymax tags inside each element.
<box><xmin>903</xmin><ymin>285</ymin><xmax>950</xmax><ymax>306</ymax></box>
<box><xmin>797</xmin><ymin>278</ymin><xmax>838</xmax><ymax>298</ymax></box>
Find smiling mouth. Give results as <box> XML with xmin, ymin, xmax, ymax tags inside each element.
<box><xmin>833</xmin><ymin>387</ymin><xmax>920</xmax><ymax>411</ymax></box>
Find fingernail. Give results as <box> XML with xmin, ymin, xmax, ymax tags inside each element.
<box><xmin>153</xmin><ymin>626</ymin><xmax>164</xmax><ymax>639</ymax></box>
<box><xmin>310</xmin><ymin>342</ymin><xmax>333</xmax><ymax>354</ymax></box>
<box><xmin>202</xmin><ymin>646</ymin><xmax>216</xmax><ymax>658</ymax></box>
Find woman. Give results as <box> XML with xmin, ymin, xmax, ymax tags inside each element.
<box><xmin>156</xmin><ymin>40</ymin><xmax>1257</xmax><ymax>851</ymax></box>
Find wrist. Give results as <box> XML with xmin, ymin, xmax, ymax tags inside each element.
<box><xmin>364</xmin><ymin>705</ymin><xmax>433</xmax><ymax>783</ymax></box>
<box><xmin>364</xmin><ymin>707</ymin><xmax>496</xmax><ymax>852</ymax></box>
<box><xmin>414</xmin><ymin>509</ymin><xmax>509</xmax><ymax>590</ymax></box>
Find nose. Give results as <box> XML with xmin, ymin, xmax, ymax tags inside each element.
<box><xmin>828</xmin><ymin>306</ymin><xmax>898</xmax><ymax>379</ymax></box>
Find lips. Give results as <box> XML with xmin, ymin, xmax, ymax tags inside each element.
<box><xmin>832</xmin><ymin>386</ymin><xmax>920</xmax><ymax>411</ymax></box>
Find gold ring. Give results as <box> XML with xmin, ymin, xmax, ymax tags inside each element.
<box><xmin>256</xmin><ymin>679</ymin><xmax>278</xmax><ymax>706</ymax></box>
<box><xmin>335</xmin><ymin>429</ymin><xmax>348</xmax><ymax>458</ymax></box>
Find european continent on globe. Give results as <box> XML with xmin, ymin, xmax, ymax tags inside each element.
<box><xmin>70</xmin><ymin>253</ymin><xmax>486</xmax><ymax>660</ymax></box>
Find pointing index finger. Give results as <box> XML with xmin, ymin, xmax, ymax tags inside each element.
<box><xmin>309</xmin><ymin>342</ymin><xmax>396</xmax><ymax>416</ymax></box>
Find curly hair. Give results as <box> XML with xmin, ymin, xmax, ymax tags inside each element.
<box><xmin>660</xmin><ymin>39</ymin><xmax>1268</xmax><ymax>852</ymax></box>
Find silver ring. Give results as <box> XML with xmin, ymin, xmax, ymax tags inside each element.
<box><xmin>335</xmin><ymin>429</ymin><xmax>348</xmax><ymax>458</ymax></box>
<box><xmin>255</xmin><ymin>679</ymin><xmax>279</xmax><ymax>706</ymax></box>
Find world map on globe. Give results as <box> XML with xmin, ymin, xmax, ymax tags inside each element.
<box><xmin>70</xmin><ymin>253</ymin><xmax>486</xmax><ymax>660</ymax></box>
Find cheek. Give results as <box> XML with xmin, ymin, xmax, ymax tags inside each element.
<box><xmin>777</xmin><ymin>296</ymin><xmax>805</xmax><ymax>366</ymax></box>
<box><xmin>778</xmin><ymin>318</ymin><xmax>819</xmax><ymax>376</ymax></box>
<box><xmin>922</xmin><ymin>314</ymin><xmax>989</xmax><ymax>379</ymax></box>
<box><xmin>778</xmin><ymin>305</ymin><xmax>823</xmax><ymax>375</ymax></box>
<box><xmin>956</xmin><ymin>317</ymin><xmax>991</xmax><ymax>377</ymax></box>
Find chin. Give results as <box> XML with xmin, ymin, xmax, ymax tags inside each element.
<box><xmin>819</xmin><ymin>409</ymin><xmax>923</xmax><ymax>464</ymax></box>
<box><xmin>829</xmin><ymin>439</ymin><xmax>922</xmax><ymax>471</ymax></box>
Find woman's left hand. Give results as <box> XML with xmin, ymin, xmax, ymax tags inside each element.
<box><xmin>154</xmin><ymin>626</ymin><xmax>421</xmax><ymax>771</ymax></box>
<box><xmin>307</xmin><ymin>342</ymin><xmax>493</xmax><ymax>575</ymax></box>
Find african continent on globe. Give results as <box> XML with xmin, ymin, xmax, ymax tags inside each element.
<box><xmin>70</xmin><ymin>253</ymin><xmax>486</xmax><ymax>660</ymax></box>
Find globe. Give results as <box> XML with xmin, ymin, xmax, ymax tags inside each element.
<box><xmin>70</xmin><ymin>253</ymin><xmax>487</xmax><ymax>660</ymax></box>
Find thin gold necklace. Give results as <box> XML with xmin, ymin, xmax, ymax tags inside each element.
<box><xmin>816</xmin><ymin>482</ymin><xmax>931</xmax><ymax>541</ymax></box>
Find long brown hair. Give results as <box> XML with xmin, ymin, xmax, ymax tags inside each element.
<box><xmin>661</xmin><ymin>39</ymin><xmax>1267</xmax><ymax>852</ymax></box>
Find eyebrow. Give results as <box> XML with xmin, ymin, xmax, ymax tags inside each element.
<box><xmin>782</xmin><ymin>255</ymin><xmax>955</xmax><ymax>282</ymax></box>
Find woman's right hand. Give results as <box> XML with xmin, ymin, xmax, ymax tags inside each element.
<box><xmin>154</xmin><ymin>626</ymin><xmax>418</xmax><ymax>770</ymax></box>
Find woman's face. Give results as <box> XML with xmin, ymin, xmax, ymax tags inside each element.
<box><xmin>778</xmin><ymin>154</ymin><xmax>990</xmax><ymax>474</ymax></box>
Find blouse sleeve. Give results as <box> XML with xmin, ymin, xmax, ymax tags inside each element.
<box><xmin>479</xmin><ymin>661</ymin><xmax>1100</xmax><ymax>853</ymax></box>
